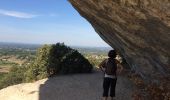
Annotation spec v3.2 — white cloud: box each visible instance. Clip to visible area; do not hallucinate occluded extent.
[0,9,38,18]
[49,13,58,17]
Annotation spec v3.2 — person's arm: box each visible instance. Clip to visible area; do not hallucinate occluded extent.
[116,59,123,74]
[98,59,107,73]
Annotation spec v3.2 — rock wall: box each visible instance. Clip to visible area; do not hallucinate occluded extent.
[69,0,170,82]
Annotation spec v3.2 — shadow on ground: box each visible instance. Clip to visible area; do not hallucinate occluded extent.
[39,70,135,100]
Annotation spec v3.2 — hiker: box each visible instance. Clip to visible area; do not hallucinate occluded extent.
[99,50,123,100]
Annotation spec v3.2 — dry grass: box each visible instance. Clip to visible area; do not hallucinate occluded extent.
[0,67,10,73]
[0,56,26,73]
[6,56,26,65]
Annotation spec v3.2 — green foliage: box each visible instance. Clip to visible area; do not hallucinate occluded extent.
[0,48,34,57]
[27,44,52,80]
[0,60,17,66]
[60,50,92,74]
[25,43,93,80]
[0,73,7,80]
[0,66,27,89]
[0,43,93,89]
[86,54,106,67]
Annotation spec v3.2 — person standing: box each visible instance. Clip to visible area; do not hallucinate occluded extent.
[99,50,123,100]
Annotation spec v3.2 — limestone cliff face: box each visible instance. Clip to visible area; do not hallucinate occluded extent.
[69,0,170,82]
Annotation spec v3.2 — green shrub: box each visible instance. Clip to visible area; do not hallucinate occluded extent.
[0,43,93,89]
[60,50,92,74]
[25,43,93,80]
[0,73,7,80]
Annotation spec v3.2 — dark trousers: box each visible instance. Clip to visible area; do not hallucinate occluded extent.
[103,77,117,97]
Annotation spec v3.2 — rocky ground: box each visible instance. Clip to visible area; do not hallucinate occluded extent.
[0,70,135,100]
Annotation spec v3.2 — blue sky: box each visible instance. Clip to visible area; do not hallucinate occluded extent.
[0,0,109,47]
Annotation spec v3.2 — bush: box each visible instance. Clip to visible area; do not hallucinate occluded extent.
[60,50,92,74]
[0,43,93,89]
[0,73,7,80]
[25,43,93,80]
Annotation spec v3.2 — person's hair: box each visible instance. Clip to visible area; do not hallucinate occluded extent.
[108,50,117,58]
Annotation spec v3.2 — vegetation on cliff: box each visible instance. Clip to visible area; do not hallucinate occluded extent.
[25,43,93,81]
[0,43,93,89]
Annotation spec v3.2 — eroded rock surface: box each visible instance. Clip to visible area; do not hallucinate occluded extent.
[69,0,170,82]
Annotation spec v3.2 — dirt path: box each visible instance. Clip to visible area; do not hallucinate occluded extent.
[0,71,135,100]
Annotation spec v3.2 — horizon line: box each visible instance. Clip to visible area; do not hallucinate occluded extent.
[0,41,111,48]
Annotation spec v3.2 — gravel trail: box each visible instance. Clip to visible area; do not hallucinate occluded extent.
[0,71,135,100]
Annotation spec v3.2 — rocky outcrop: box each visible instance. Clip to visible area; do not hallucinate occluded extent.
[69,0,170,82]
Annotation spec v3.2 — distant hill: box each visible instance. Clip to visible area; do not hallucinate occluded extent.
[72,46,112,55]
[0,42,112,54]
[0,42,41,50]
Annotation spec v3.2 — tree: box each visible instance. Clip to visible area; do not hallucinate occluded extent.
[25,43,93,80]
